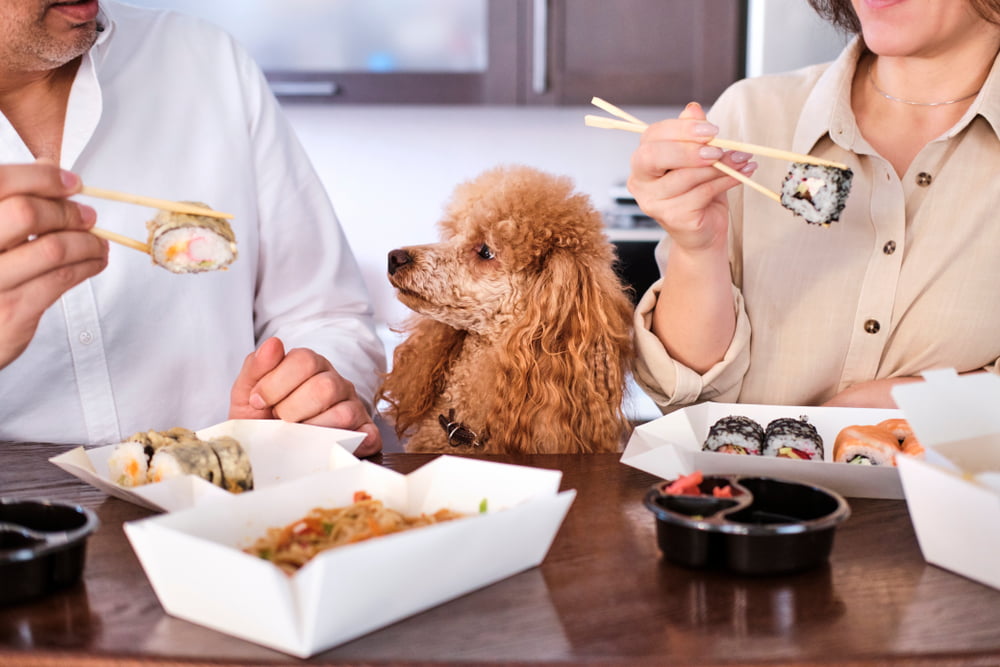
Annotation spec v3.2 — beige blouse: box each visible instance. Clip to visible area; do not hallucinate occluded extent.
[634,38,1000,412]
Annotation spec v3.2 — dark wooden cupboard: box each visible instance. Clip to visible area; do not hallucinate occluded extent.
[271,0,747,105]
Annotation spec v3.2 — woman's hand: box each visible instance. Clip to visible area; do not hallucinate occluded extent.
[0,161,108,370]
[229,337,383,456]
[628,103,754,373]
[822,377,924,408]
[627,102,756,254]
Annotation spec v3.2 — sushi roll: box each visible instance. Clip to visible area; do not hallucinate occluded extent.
[146,203,237,273]
[876,418,913,444]
[703,415,764,455]
[780,163,854,226]
[764,416,824,460]
[833,425,901,465]
[208,436,254,493]
[108,427,253,492]
[148,440,224,486]
[107,440,149,487]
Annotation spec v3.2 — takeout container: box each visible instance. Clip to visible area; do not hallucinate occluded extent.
[892,369,1000,592]
[123,455,575,658]
[643,475,849,575]
[622,403,906,498]
[49,419,364,512]
[0,498,100,606]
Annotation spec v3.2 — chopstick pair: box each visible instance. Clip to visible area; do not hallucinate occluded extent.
[78,186,234,256]
[584,97,849,205]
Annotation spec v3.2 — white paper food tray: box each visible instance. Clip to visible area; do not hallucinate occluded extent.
[49,419,364,512]
[621,402,906,498]
[893,369,1000,592]
[123,455,576,658]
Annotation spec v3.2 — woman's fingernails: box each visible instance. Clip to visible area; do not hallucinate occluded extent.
[693,122,719,137]
[699,146,724,160]
[740,161,758,175]
[730,151,753,163]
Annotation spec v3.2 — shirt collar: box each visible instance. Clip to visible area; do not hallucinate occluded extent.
[965,47,1000,139]
[793,36,1000,153]
[90,2,116,59]
[793,36,865,156]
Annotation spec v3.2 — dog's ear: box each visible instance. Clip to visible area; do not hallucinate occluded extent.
[376,317,466,439]
[488,248,635,452]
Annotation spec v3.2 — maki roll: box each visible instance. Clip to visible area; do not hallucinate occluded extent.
[780,163,854,226]
[146,203,237,273]
[703,415,764,455]
[764,416,824,460]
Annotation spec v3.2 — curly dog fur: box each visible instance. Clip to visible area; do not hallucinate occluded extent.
[376,165,634,453]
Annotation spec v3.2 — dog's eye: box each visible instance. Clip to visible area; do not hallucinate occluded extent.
[476,244,496,260]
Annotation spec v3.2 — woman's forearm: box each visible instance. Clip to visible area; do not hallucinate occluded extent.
[651,243,736,374]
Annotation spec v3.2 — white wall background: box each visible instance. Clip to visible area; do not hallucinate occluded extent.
[283,103,676,332]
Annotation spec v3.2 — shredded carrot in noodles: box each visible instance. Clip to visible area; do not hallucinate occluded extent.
[244,491,465,574]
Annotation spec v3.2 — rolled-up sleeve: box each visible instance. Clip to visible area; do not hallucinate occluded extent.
[633,275,751,413]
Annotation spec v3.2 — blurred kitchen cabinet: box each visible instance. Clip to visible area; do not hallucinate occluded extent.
[527,0,747,105]
[122,0,746,105]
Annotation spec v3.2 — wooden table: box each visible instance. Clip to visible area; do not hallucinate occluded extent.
[2,442,999,666]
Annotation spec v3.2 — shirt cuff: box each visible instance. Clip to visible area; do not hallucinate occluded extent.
[632,278,751,412]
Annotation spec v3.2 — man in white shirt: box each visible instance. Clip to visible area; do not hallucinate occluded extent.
[0,0,385,455]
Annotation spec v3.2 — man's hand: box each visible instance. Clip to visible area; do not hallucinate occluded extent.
[229,337,382,456]
[0,161,108,369]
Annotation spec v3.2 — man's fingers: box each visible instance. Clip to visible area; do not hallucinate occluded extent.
[0,161,81,200]
[228,337,285,419]
[0,230,108,291]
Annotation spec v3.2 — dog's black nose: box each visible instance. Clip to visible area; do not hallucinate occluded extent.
[387,249,412,276]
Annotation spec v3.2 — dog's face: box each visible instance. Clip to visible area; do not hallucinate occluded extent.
[386,165,609,336]
[387,224,531,335]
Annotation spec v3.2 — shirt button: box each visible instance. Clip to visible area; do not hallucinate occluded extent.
[883,240,896,255]
[78,331,94,345]
[863,319,881,334]
[916,172,932,186]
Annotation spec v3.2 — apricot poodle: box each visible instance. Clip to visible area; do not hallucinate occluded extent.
[376,165,634,453]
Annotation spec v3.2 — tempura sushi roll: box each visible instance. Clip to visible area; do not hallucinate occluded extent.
[146,203,237,273]
[107,440,149,487]
[208,436,254,493]
[147,441,224,486]
[763,416,824,460]
[703,415,764,455]
[780,163,854,226]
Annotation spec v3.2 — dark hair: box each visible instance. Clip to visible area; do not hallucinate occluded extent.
[808,0,1000,34]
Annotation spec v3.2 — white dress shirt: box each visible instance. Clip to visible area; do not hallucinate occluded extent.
[0,2,385,445]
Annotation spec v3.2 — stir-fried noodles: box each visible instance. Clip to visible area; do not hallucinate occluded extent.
[245,491,465,574]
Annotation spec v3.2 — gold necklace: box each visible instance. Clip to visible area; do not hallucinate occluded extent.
[868,62,981,107]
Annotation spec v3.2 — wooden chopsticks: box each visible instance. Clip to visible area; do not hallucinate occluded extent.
[89,227,150,254]
[79,186,234,220]
[584,97,849,203]
[77,185,233,255]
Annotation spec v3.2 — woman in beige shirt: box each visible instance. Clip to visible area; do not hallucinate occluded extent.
[630,0,1000,413]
